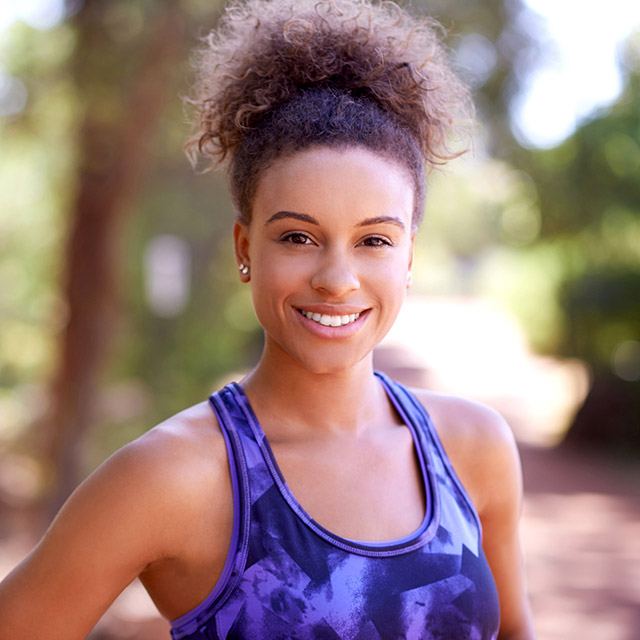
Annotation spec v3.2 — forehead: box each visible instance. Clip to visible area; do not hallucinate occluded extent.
[251,145,414,226]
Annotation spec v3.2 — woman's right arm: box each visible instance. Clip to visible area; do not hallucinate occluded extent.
[0,431,184,640]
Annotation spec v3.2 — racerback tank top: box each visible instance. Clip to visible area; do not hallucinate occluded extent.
[169,371,500,639]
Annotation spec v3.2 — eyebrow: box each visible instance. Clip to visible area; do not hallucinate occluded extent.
[265,210,405,230]
[265,211,318,225]
[357,215,405,230]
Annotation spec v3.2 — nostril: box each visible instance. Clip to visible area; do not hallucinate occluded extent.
[310,267,360,295]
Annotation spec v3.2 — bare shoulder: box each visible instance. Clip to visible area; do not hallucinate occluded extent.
[115,399,230,558]
[408,389,535,636]
[114,400,228,537]
[0,400,228,639]
[409,387,522,518]
[132,399,227,474]
[47,398,229,568]
[409,387,516,453]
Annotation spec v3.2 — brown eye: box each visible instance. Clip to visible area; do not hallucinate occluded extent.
[361,236,392,247]
[281,232,315,245]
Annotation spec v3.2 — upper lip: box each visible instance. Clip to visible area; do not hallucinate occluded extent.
[295,304,369,315]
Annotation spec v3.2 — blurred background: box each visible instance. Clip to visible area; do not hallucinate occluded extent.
[0,0,639,638]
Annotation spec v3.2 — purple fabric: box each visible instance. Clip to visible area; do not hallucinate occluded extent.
[169,372,500,639]
[168,400,244,631]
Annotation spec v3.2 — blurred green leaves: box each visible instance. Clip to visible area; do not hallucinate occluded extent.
[1,0,639,468]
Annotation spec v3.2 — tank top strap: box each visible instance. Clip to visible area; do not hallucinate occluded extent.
[374,370,485,554]
[169,386,255,638]
[373,369,435,460]
[209,383,280,518]
[170,377,498,640]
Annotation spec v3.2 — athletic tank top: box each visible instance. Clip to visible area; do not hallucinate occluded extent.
[169,371,500,639]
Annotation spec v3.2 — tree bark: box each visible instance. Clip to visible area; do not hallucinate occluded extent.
[39,2,184,525]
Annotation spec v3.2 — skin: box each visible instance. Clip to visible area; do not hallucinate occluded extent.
[0,146,535,639]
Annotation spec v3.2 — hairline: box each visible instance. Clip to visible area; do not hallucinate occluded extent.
[234,141,425,230]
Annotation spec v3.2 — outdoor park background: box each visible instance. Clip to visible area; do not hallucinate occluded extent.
[0,0,639,638]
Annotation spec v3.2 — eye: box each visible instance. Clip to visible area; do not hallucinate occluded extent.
[280,232,315,245]
[360,235,393,247]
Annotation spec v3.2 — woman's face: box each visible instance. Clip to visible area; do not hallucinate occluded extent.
[234,145,415,375]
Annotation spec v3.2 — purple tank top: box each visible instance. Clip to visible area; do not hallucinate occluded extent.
[169,371,500,639]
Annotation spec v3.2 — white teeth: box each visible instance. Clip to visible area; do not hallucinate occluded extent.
[300,310,361,326]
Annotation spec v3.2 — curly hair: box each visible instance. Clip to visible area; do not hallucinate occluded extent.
[185,0,472,227]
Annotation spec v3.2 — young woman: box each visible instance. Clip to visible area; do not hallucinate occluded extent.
[0,1,535,638]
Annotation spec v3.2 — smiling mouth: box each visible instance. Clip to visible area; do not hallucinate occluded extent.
[296,308,363,327]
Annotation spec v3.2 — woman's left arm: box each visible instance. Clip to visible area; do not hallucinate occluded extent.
[413,390,536,639]
[474,410,536,640]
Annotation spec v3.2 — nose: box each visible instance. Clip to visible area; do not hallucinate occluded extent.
[310,248,360,298]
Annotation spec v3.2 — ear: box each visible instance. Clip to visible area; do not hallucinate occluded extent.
[233,221,251,282]
[406,231,416,288]
[408,230,416,271]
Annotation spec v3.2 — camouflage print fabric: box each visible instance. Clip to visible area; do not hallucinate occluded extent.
[170,371,500,640]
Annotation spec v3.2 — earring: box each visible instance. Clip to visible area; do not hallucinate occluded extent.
[406,271,412,287]
[239,263,250,276]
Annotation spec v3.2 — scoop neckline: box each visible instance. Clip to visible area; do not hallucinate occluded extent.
[229,371,440,556]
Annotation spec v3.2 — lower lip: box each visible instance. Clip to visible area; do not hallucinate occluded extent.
[294,309,369,338]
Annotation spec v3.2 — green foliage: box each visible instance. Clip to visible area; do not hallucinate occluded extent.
[561,269,640,367]
[2,0,638,463]
[0,22,77,440]
[517,60,640,450]
[521,65,640,369]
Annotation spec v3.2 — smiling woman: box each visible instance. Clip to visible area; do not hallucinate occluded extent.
[0,1,535,639]
[236,146,415,375]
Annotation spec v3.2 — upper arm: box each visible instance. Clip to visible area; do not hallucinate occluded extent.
[472,410,535,639]
[0,433,185,640]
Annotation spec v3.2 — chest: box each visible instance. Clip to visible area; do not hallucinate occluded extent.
[269,427,427,542]
[141,424,426,621]
[168,416,500,639]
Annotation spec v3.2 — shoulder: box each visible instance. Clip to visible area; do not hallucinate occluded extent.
[0,400,230,637]
[408,387,523,519]
[408,387,516,459]
[130,399,228,477]
[71,398,229,563]
[127,397,228,496]
[407,387,535,636]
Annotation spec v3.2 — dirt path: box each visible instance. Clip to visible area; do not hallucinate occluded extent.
[520,444,640,640]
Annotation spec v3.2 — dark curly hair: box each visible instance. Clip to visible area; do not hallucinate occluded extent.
[185,0,472,227]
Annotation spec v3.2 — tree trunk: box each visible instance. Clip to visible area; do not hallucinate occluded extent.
[39,2,184,526]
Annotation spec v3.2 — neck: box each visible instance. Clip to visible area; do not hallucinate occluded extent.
[240,341,391,438]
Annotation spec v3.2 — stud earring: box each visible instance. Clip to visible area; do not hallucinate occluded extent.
[239,263,250,276]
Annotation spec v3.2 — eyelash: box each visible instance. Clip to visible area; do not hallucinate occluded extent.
[280,232,314,245]
[279,233,393,248]
[361,235,393,247]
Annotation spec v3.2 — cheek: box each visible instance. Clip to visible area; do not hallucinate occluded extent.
[254,253,305,291]
[360,261,409,321]
[364,249,411,285]
[249,251,306,318]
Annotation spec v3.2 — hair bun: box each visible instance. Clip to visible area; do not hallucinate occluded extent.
[186,0,472,169]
